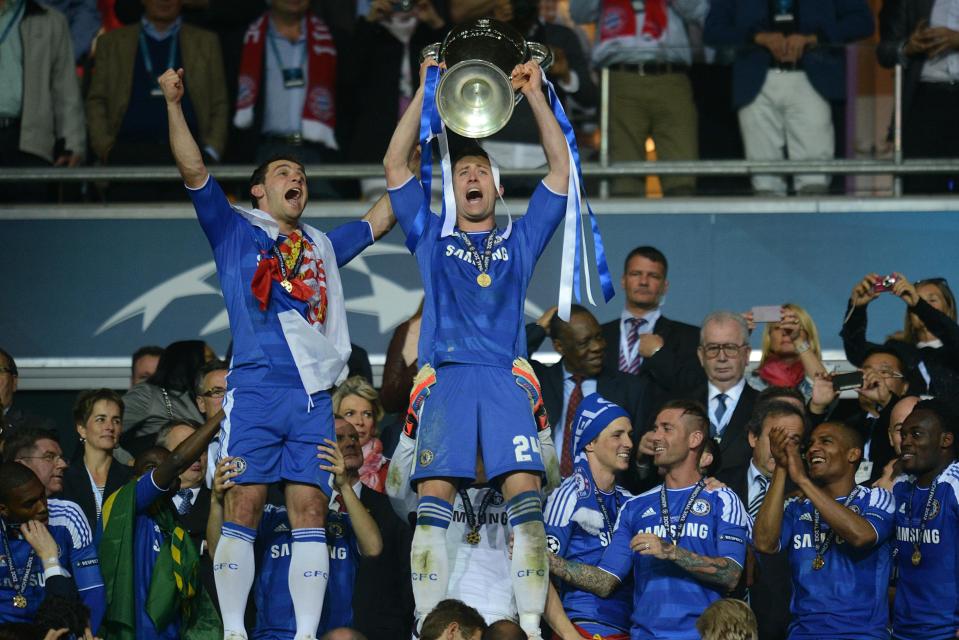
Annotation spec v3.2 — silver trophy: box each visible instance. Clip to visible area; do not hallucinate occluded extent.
[420,18,553,138]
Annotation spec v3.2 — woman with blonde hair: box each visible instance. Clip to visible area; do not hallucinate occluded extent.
[749,303,828,399]
[696,598,758,640]
[332,375,389,493]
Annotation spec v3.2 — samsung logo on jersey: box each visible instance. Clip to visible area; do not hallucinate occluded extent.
[793,533,846,549]
[451,512,508,526]
[640,523,710,540]
[270,543,347,560]
[896,527,940,544]
[445,245,510,263]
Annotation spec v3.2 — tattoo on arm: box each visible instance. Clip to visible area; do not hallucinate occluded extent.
[667,545,742,591]
[548,554,619,598]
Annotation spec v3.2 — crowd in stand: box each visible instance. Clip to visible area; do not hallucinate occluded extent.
[2,0,958,202]
[1,244,958,638]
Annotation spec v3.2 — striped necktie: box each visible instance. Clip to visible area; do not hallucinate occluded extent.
[711,393,729,438]
[748,474,769,519]
[618,317,647,375]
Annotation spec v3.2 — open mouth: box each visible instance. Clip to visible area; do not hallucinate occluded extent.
[653,446,666,455]
[285,187,302,206]
[466,188,482,204]
[809,456,826,466]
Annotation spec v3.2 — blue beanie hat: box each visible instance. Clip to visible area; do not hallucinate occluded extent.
[572,394,631,457]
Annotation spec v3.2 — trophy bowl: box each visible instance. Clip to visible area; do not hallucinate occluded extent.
[421,18,553,138]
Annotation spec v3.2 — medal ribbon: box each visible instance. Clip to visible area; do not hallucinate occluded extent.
[250,237,314,310]
[456,229,498,278]
[594,487,621,541]
[812,487,861,562]
[908,475,941,561]
[0,523,36,607]
[659,479,706,546]
[458,487,499,539]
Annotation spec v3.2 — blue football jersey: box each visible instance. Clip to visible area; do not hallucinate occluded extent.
[892,462,959,640]
[0,521,85,624]
[545,473,633,634]
[253,504,359,640]
[777,486,895,639]
[48,498,106,633]
[131,472,176,640]
[597,484,749,640]
[188,176,372,388]
[387,176,566,369]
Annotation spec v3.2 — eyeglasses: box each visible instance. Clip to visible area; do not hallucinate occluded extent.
[862,366,904,379]
[200,387,227,398]
[17,453,67,464]
[701,343,746,359]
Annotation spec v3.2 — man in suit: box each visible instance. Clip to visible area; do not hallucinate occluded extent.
[877,0,959,193]
[531,304,647,480]
[718,393,807,640]
[602,246,704,424]
[86,0,228,168]
[0,348,56,436]
[704,0,873,195]
[685,310,758,475]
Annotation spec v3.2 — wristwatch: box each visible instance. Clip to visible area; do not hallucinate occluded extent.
[795,340,811,354]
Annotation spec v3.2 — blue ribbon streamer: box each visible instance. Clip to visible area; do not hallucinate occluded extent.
[404,65,443,253]
[543,77,615,305]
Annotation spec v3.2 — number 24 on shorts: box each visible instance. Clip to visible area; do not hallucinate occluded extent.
[513,435,541,462]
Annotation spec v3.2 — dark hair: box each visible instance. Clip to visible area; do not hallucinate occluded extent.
[249,154,305,209]
[862,345,906,374]
[195,358,228,396]
[482,619,526,640]
[0,462,40,502]
[131,345,164,370]
[700,437,722,477]
[623,246,668,278]
[747,400,809,439]
[0,347,16,376]
[450,142,490,171]
[2,427,60,462]
[72,388,124,426]
[910,398,959,447]
[657,399,709,435]
[818,420,866,454]
[548,303,591,340]
[147,340,208,393]
[34,595,91,636]
[755,385,806,409]
[420,599,487,640]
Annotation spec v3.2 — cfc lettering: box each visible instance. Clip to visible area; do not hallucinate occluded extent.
[516,569,546,577]
[303,570,329,578]
[412,572,439,581]
[214,562,240,571]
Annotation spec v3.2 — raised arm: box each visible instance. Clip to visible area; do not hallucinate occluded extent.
[512,61,570,194]
[753,429,792,553]
[159,68,208,188]
[319,439,383,557]
[384,60,437,188]
[361,192,397,241]
[547,553,620,598]
[154,409,223,490]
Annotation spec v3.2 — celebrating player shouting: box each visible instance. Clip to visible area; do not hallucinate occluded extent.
[383,57,567,638]
[160,66,394,640]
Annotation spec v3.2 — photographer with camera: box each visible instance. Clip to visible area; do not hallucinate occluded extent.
[841,273,959,397]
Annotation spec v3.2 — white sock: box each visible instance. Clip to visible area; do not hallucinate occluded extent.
[289,528,330,640]
[214,522,257,639]
[411,496,454,625]
[508,491,547,639]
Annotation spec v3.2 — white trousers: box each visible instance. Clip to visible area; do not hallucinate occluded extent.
[738,70,834,195]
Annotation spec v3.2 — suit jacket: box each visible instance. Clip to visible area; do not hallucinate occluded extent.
[685,381,759,476]
[60,457,134,532]
[704,0,874,108]
[352,487,414,640]
[86,22,228,160]
[717,462,792,640]
[601,315,705,428]
[530,358,648,446]
[875,0,935,123]
[174,486,217,611]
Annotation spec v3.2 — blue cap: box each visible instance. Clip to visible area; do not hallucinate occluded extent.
[572,394,631,457]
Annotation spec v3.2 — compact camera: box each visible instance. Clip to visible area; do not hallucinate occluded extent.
[873,275,898,293]
[393,0,415,11]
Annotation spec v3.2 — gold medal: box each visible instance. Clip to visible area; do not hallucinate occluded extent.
[476,273,492,288]
[281,279,294,293]
[911,548,922,566]
[812,556,825,571]
[13,594,26,608]
[465,530,481,545]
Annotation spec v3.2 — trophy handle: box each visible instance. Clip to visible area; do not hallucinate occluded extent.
[420,43,442,63]
[528,42,553,71]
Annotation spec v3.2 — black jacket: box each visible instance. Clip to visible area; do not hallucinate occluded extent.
[60,458,134,532]
[684,382,759,476]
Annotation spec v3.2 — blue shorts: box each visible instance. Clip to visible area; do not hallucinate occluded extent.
[220,386,333,495]
[411,363,543,484]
